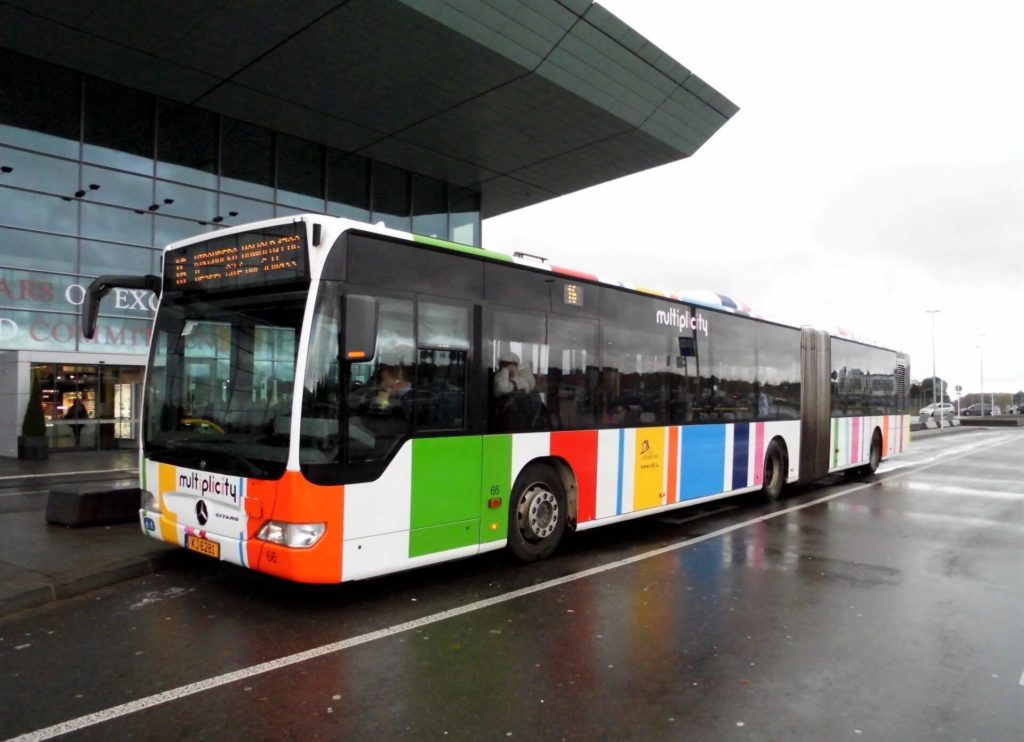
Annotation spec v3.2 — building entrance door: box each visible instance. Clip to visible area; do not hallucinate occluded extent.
[32,363,144,452]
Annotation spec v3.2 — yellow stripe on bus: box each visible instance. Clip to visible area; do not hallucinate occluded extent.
[634,427,666,510]
[158,463,180,545]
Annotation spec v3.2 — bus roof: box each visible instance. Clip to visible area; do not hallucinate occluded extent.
[408,233,760,319]
[165,214,898,351]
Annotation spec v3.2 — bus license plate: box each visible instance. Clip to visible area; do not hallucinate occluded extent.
[187,535,220,559]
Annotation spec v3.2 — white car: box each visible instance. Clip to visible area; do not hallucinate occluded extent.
[919,403,954,418]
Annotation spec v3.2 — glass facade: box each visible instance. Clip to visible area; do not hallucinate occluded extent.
[0,49,482,356]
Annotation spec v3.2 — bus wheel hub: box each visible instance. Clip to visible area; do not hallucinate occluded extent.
[518,485,558,541]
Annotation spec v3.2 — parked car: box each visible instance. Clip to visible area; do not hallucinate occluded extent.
[961,403,996,416]
[919,402,955,418]
[1008,404,1022,415]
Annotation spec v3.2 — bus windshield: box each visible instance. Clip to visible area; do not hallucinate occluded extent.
[143,289,307,479]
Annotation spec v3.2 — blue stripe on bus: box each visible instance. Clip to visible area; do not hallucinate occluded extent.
[732,423,749,489]
[238,478,247,567]
[681,425,726,501]
[616,429,625,515]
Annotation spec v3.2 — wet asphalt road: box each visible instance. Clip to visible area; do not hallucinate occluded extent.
[2,428,1022,741]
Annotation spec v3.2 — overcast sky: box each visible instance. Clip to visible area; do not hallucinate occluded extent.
[484,0,1023,398]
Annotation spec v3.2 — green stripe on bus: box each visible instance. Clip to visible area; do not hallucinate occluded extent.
[480,435,513,543]
[832,418,840,467]
[410,436,482,557]
[409,520,479,558]
[412,235,514,262]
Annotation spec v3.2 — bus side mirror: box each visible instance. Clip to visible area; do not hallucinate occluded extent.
[82,274,162,339]
[342,295,378,362]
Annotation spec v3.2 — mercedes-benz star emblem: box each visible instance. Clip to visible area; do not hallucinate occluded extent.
[195,500,209,526]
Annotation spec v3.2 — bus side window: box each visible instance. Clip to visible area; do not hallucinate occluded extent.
[413,349,466,431]
[756,324,801,420]
[701,313,755,423]
[487,309,547,433]
[546,316,598,430]
[415,301,469,432]
[346,297,414,463]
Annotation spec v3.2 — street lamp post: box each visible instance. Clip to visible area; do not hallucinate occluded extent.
[979,339,985,416]
[926,309,940,424]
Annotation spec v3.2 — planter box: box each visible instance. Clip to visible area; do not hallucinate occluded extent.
[46,480,141,526]
[18,435,49,460]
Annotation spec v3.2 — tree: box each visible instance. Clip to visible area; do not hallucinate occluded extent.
[21,374,45,437]
[919,377,948,404]
[18,370,49,460]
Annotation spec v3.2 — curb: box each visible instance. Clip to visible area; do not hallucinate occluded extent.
[910,425,978,439]
[1,549,180,620]
[0,469,138,491]
[0,466,155,621]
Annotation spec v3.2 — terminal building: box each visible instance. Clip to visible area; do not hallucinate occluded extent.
[0,0,735,457]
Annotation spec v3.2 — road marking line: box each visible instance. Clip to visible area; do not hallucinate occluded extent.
[899,481,1024,500]
[9,433,1016,742]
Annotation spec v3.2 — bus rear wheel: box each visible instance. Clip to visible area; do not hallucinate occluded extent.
[508,463,566,562]
[761,441,786,502]
[862,430,882,476]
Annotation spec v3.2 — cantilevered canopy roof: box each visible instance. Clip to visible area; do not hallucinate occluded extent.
[0,0,737,217]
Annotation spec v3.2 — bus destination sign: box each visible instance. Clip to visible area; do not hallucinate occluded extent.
[167,223,309,292]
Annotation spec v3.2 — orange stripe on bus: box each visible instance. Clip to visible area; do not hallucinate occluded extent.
[158,464,179,545]
[255,471,344,584]
[667,427,679,504]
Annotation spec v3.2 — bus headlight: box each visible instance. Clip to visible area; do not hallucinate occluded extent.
[257,521,326,548]
[141,489,161,513]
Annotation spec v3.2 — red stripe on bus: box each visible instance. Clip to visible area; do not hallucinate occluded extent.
[551,265,599,282]
[551,430,598,523]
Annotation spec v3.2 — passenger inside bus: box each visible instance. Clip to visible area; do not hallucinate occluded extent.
[492,351,547,431]
[493,351,535,396]
[371,364,411,412]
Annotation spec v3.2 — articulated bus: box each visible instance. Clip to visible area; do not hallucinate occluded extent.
[84,216,910,583]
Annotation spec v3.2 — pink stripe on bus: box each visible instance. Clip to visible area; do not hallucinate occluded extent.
[754,422,766,485]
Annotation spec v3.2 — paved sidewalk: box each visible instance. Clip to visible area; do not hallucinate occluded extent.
[0,449,176,620]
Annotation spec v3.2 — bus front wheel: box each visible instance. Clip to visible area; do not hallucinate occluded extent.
[508,463,566,562]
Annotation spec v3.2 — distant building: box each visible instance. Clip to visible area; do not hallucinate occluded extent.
[0,1,735,456]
